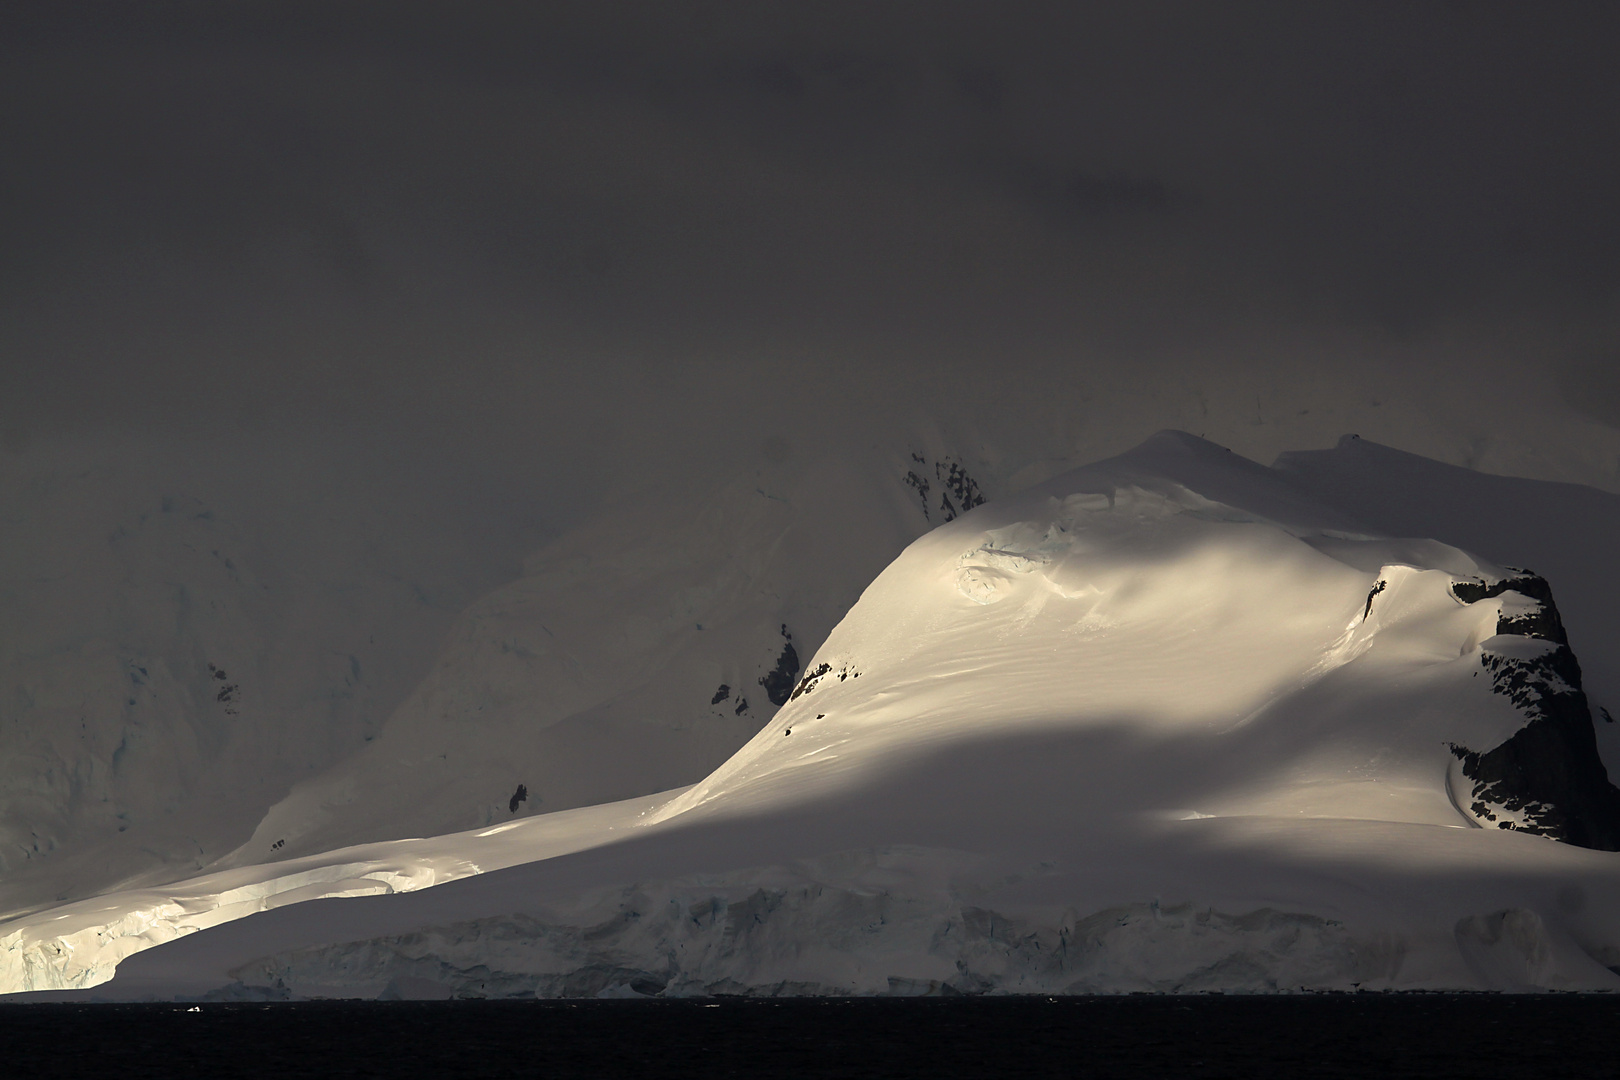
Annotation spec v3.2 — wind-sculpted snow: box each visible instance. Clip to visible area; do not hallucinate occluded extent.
[9,431,1620,998]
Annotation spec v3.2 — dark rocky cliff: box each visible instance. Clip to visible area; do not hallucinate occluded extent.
[1449,572,1620,850]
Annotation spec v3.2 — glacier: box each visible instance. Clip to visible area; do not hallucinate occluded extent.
[6,429,1620,999]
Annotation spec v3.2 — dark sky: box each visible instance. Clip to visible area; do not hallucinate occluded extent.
[4,2,1620,484]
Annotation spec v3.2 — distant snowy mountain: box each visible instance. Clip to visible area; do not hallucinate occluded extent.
[0,437,542,917]
[7,431,1620,998]
[0,427,1000,917]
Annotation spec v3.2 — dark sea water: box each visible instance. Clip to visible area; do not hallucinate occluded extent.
[2,995,1616,1079]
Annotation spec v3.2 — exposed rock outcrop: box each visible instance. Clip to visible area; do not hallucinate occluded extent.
[1448,572,1620,850]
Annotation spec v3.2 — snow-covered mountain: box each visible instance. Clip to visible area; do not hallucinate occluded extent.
[10,382,1620,923]
[7,430,1620,997]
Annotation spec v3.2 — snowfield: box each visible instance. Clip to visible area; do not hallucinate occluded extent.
[6,431,1620,998]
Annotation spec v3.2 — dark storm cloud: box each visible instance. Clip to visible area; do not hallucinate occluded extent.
[3,1,1620,451]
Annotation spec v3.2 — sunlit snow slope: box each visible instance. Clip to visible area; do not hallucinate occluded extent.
[8,431,1620,997]
[0,430,989,915]
[217,444,988,866]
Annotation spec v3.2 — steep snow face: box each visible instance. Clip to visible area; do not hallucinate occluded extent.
[12,431,1620,999]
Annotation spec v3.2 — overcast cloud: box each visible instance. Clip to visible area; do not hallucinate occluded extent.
[3,2,1620,491]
